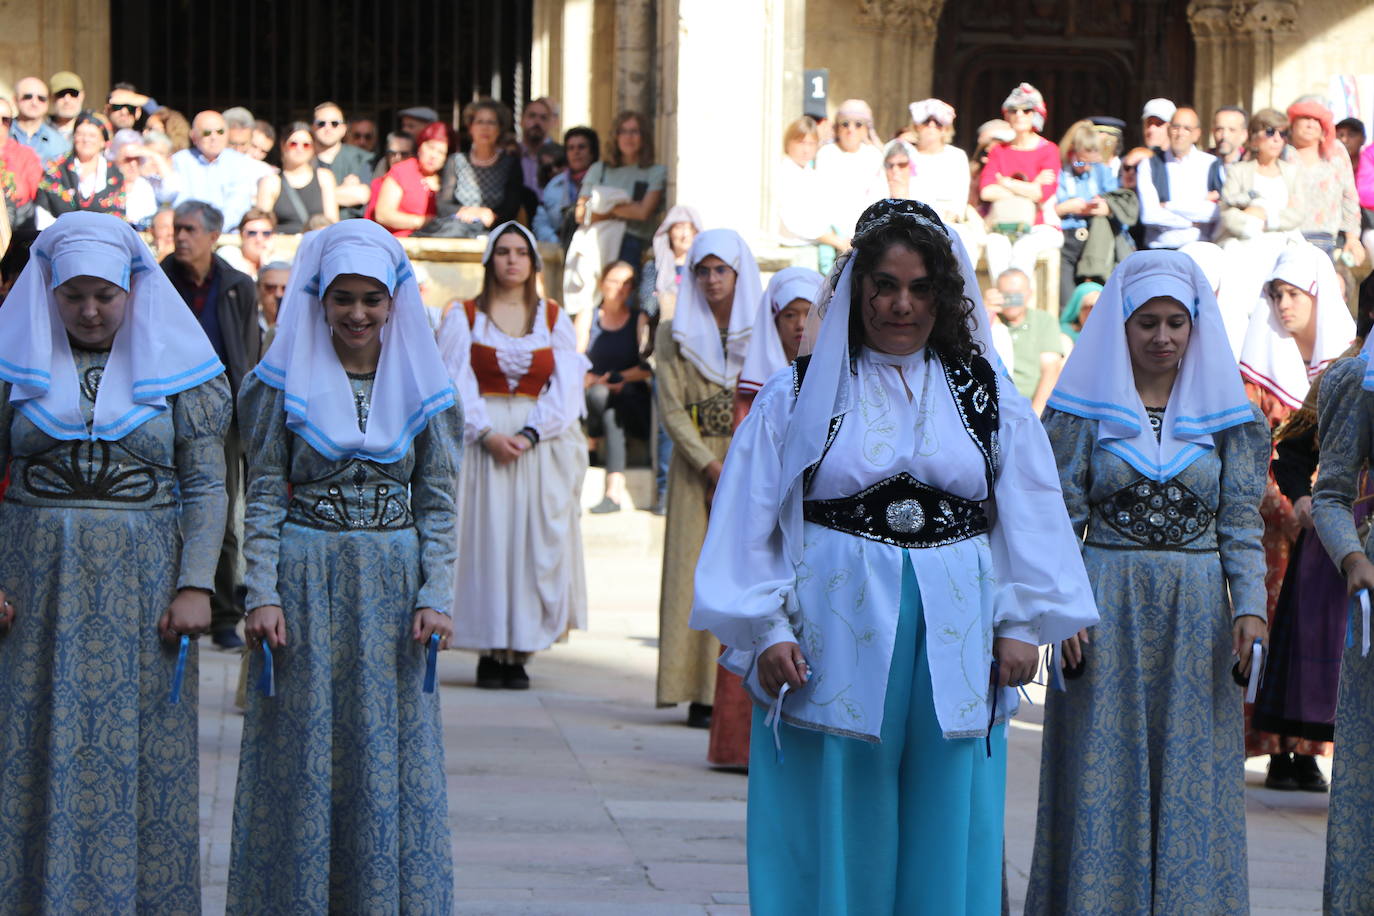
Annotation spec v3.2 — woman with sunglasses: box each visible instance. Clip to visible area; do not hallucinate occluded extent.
[979,83,1064,278]
[255,122,338,234]
[1287,97,1364,268]
[219,208,278,279]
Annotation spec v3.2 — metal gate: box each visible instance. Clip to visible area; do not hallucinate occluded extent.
[110,0,533,133]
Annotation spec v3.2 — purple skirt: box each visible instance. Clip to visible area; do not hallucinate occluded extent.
[1253,527,1345,742]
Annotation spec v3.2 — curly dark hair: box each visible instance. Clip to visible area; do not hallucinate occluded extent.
[846,213,982,364]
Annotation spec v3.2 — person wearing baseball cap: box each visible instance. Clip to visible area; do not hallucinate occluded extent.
[47,71,84,139]
[1141,97,1176,150]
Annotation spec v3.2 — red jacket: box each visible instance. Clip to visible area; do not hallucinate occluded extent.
[2,137,42,205]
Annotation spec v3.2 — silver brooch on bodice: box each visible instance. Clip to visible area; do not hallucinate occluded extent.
[353,388,371,430]
[885,499,926,534]
[81,366,104,402]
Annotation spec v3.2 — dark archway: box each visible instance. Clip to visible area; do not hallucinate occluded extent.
[933,0,1194,150]
[109,0,533,133]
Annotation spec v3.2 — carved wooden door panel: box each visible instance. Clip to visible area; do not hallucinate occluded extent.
[933,0,1194,150]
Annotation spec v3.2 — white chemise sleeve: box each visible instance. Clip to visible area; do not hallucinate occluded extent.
[689,371,799,653]
[524,304,590,439]
[988,382,1101,644]
[436,304,492,445]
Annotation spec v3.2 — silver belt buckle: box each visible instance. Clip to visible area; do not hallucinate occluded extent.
[1073,226,1089,242]
[886,499,926,534]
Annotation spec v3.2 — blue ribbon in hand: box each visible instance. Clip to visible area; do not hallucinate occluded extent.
[259,642,276,697]
[168,634,190,704]
[423,633,440,694]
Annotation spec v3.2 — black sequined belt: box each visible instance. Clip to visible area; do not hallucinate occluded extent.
[803,472,989,549]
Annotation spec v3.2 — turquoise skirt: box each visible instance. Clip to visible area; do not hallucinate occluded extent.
[746,553,1007,915]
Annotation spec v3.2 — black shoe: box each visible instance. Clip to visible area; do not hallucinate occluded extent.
[589,496,622,514]
[1292,753,1330,792]
[503,663,530,690]
[476,656,504,689]
[1264,752,1298,790]
[687,702,713,729]
[212,627,245,650]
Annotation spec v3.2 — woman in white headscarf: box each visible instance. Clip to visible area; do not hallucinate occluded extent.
[228,220,461,913]
[1239,242,1355,420]
[1026,250,1269,914]
[1234,241,1356,770]
[438,221,588,690]
[1312,291,1374,913]
[734,265,822,423]
[647,203,704,322]
[0,211,231,911]
[645,205,705,511]
[656,228,763,728]
[691,200,1097,913]
[700,265,822,769]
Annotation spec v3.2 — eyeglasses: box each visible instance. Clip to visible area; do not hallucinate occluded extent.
[837,119,866,129]
[19,93,47,103]
[314,119,342,128]
[110,103,138,114]
[884,160,910,171]
[617,126,641,136]
[200,127,226,137]
[693,264,733,279]
[471,118,501,128]
[285,139,313,149]
[1257,127,1289,139]
[54,89,80,100]
[243,229,274,238]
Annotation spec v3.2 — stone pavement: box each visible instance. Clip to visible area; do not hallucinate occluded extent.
[198,469,1328,914]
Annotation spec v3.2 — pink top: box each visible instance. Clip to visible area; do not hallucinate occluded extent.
[979,138,1061,226]
[378,157,437,237]
[1358,144,1374,210]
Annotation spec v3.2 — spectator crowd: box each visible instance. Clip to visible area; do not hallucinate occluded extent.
[2,66,1373,913]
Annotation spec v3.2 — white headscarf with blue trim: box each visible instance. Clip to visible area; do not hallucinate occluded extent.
[737,266,823,395]
[0,211,224,441]
[253,220,455,464]
[1047,249,1253,483]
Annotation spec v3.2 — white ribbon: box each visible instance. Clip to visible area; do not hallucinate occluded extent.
[1360,590,1371,658]
[762,682,791,764]
[1244,639,1265,703]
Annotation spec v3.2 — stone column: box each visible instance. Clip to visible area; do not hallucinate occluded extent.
[560,0,597,131]
[1187,0,1299,116]
[853,0,946,132]
[615,0,655,119]
[665,0,806,234]
[0,0,110,105]
[530,0,564,105]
